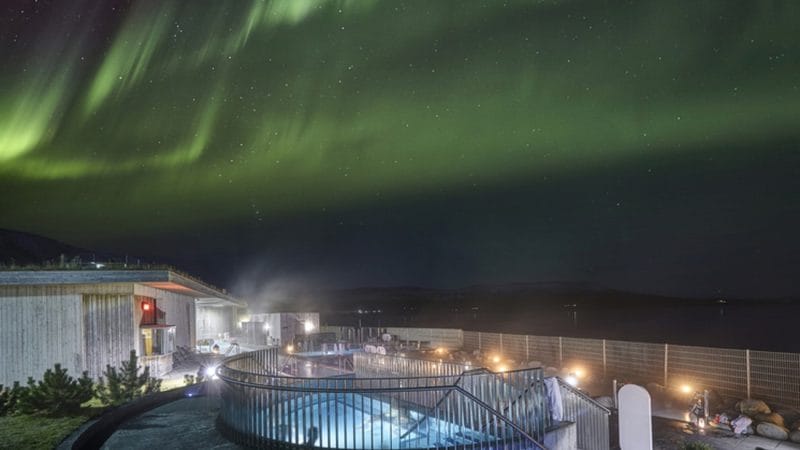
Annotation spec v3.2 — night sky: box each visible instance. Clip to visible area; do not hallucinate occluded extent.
[1,1,798,298]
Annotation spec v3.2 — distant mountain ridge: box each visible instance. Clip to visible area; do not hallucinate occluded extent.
[322,280,681,305]
[249,281,698,316]
[0,228,116,266]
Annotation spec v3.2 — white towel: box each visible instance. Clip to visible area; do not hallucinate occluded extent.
[544,377,564,422]
[731,415,752,435]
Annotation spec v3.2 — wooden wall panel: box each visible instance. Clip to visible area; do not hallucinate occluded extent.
[81,294,135,379]
[0,286,83,386]
[0,280,224,384]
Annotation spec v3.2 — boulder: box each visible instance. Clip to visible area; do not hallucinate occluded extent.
[756,412,786,427]
[756,422,789,441]
[790,429,800,443]
[784,417,800,430]
[738,399,771,416]
[594,396,615,409]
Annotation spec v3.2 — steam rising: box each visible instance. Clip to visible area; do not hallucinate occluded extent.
[230,261,330,313]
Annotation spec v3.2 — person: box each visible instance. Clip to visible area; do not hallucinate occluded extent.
[304,426,319,447]
[689,391,706,428]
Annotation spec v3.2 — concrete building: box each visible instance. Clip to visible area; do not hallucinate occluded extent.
[0,270,245,385]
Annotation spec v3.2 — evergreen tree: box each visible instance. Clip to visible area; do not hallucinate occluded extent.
[16,364,93,416]
[96,350,162,406]
[0,382,26,416]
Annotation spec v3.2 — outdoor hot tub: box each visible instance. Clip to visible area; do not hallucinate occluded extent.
[216,347,551,449]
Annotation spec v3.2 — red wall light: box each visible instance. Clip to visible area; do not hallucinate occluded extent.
[142,302,151,311]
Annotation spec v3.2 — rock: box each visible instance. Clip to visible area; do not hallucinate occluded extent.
[756,422,789,440]
[594,396,615,409]
[783,415,800,430]
[790,429,800,443]
[738,399,771,416]
[756,412,785,427]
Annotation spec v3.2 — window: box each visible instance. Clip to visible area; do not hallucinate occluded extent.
[140,326,176,356]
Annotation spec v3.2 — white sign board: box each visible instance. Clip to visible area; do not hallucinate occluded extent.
[618,384,653,450]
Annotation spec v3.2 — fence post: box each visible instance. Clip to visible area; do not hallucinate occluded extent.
[746,349,751,398]
[664,343,669,387]
[602,339,607,377]
[559,336,563,366]
[525,335,530,360]
[478,332,482,350]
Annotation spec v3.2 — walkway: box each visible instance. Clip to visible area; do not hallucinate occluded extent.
[101,396,239,450]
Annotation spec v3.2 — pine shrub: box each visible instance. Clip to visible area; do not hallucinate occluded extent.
[0,382,27,416]
[96,350,162,406]
[16,364,93,416]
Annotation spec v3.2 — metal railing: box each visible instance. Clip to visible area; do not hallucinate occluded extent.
[217,348,549,449]
[353,352,467,379]
[462,330,800,409]
[556,378,610,450]
[141,353,173,377]
[353,353,550,439]
[320,326,464,350]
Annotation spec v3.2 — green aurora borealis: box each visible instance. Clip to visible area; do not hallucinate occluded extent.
[1,1,799,296]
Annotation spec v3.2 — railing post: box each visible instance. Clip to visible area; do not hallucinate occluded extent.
[525,335,530,360]
[558,336,563,367]
[478,331,482,350]
[664,343,669,387]
[746,349,751,398]
[602,339,607,377]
